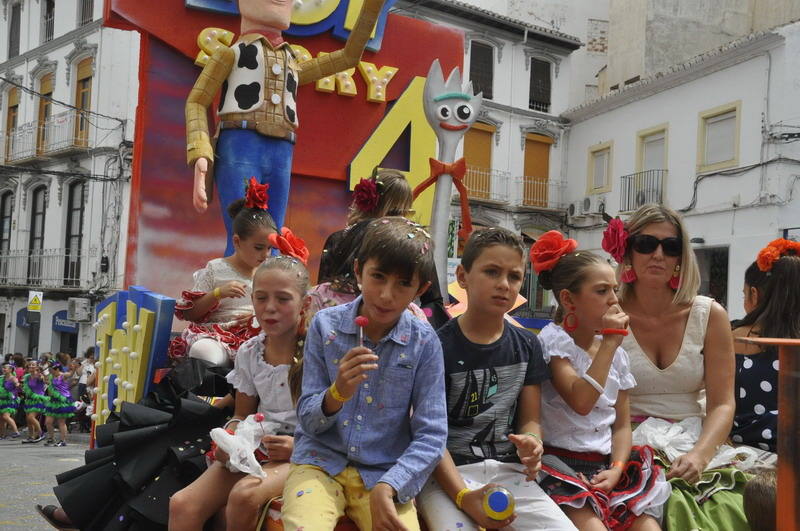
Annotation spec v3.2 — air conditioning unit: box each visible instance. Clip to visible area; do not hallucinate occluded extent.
[67,297,92,322]
[567,200,584,219]
[581,195,608,216]
[635,188,661,208]
[580,196,593,215]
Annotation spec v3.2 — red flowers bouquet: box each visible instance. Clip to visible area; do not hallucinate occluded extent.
[757,238,800,272]
[530,230,578,273]
[353,177,380,213]
[244,177,269,210]
[601,217,628,263]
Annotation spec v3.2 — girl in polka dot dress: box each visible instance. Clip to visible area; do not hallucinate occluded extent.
[731,243,800,452]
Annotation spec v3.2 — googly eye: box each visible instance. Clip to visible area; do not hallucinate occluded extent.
[455,104,473,122]
[436,104,451,120]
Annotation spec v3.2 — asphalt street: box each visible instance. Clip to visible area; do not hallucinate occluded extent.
[0,432,90,530]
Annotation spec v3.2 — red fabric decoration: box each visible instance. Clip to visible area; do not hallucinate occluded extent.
[244,177,269,210]
[353,178,380,213]
[412,158,472,239]
[530,231,578,273]
[602,218,628,263]
[174,290,220,322]
[269,227,310,265]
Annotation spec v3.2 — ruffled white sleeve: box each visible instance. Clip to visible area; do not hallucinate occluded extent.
[538,324,577,364]
[615,348,637,390]
[191,262,215,292]
[226,337,260,396]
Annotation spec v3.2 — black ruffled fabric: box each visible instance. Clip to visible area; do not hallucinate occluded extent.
[52,358,231,530]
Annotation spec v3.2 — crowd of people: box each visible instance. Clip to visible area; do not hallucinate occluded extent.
[1,348,95,444]
[30,173,796,531]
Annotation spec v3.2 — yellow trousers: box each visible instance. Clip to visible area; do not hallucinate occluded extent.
[281,464,420,531]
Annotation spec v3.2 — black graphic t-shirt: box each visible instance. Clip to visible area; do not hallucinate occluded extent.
[437,318,550,465]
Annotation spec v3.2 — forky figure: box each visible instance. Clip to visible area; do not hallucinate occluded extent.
[412,60,483,290]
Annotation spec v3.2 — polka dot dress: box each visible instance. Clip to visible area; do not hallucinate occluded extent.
[731,349,778,452]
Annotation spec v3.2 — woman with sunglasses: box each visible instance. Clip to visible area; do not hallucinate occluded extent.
[602,204,744,530]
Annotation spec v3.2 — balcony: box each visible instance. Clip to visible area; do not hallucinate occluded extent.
[42,12,54,43]
[3,111,91,163]
[463,165,510,203]
[79,0,94,26]
[0,248,90,290]
[620,169,667,212]
[520,175,566,209]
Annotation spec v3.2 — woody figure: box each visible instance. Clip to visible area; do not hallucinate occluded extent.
[186,0,387,255]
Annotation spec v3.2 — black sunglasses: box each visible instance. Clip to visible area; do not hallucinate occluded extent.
[630,234,683,257]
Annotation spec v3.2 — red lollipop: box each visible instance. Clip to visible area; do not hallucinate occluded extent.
[355,316,369,347]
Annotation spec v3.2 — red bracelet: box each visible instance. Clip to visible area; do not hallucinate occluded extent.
[601,328,629,336]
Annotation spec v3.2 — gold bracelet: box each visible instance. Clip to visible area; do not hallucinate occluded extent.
[212,287,222,299]
[455,487,470,509]
[610,460,626,469]
[328,382,351,402]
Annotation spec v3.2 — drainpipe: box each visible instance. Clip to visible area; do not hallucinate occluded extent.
[759,50,772,201]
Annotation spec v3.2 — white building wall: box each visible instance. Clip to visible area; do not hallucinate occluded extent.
[563,26,800,318]
[0,1,139,358]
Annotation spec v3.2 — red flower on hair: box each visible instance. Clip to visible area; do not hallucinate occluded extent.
[530,231,578,273]
[244,177,269,210]
[757,238,800,272]
[269,227,310,265]
[602,217,628,263]
[353,178,380,213]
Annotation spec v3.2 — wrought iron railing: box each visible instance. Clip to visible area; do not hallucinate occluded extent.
[42,12,54,43]
[463,165,510,203]
[620,169,667,212]
[0,248,89,289]
[520,175,566,209]
[79,0,94,26]
[4,111,94,162]
[4,124,37,161]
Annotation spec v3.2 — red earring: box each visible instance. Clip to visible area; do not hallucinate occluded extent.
[562,306,579,332]
[669,265,681,290]
[621,264,637,283]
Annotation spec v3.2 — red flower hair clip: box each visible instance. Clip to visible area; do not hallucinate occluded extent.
[530,231,578,273]
[756,238,800,272]
[353,177,380,213]
[244,177,270,210]
[601,217,629,263]
[269,227,310,265]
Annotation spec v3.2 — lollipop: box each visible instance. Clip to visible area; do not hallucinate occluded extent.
[354,316,369,347]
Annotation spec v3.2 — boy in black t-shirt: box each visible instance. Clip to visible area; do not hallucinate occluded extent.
[418,228,575,530]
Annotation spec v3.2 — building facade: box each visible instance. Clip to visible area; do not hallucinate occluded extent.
[562,22,800,318]
[0,0,139,357]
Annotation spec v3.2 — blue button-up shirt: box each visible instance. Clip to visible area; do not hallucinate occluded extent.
[292,296,447,503]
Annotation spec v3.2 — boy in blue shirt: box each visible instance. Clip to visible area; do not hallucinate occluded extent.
[283,217,447,531]
[417,227,576,530]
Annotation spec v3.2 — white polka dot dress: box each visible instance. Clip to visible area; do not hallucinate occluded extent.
[732,349,778,452]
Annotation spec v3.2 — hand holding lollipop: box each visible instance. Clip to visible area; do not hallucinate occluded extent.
[329,315,377,403]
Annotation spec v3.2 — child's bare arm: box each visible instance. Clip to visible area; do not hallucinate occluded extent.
[591,390,632,492]
[509,384,544,479]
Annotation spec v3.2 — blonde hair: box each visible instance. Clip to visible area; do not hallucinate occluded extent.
[618,204,700,305]
[346,169,413,225]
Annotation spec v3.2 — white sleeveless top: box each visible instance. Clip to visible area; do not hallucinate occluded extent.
[623,295,713,420]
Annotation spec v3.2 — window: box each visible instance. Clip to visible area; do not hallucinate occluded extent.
[463,122,494,200]
[8,3,21,59]
[79,0,94,26]
[5,88,19,161]
[698,102,740,172]
[587,141,613,194]
[522,133,553,207]
[639,129,666,171]
[28,186,47,284]
[469,41,494,100]
[37,74,54,154]
[42,0,55,43]
[0,192,12,280]
[74,58,93,147]
[529,58,551,113]
[64,181,84,285]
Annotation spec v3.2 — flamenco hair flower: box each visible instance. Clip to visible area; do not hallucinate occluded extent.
[244,177,270,210]
[530,230,578,274]
[756,238,800,272]
[353,177,380,213]
[601,217,628,263]
[269,227,310,265]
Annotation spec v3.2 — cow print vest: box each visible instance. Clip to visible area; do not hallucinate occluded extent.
[218,38,299,129]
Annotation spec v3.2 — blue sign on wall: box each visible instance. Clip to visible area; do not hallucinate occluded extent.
[52,310,79,334]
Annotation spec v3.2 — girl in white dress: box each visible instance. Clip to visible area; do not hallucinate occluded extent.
[531,231,670,530]
[169,255,311,531]
[170,178,276,366]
